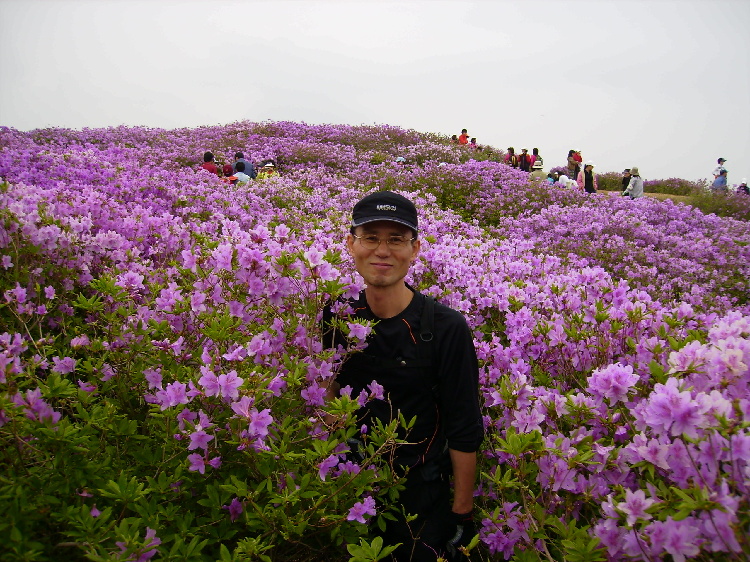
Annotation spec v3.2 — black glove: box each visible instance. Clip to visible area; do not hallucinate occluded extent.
[445,510,476,560]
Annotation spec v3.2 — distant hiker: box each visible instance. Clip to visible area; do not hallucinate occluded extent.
[458,129,469,145]
[738,178,749,195]
[623,166,644,199]
[518,148,532,172]
[712,158,727,181]
[577,161,598,193]
[567,150,578,179]
[711,169,729,192]
[450,135,459,144]
[505,147,519,168]
[622,169,632,191]
[470,138,478,150]
[199,151,218,175]
[234,152,257,179]
[531,148,543,171]
[546,171,558,184]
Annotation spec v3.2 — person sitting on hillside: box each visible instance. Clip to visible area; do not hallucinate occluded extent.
[622,169,632,191]
[233,152,257,180]
[234,162,251,184]
[458,129,469,145]
[450,135,459,144]
[470,138,478,150]
[546,171,559,184]
[199,151,218,175]
[257,160,278,179]
[221,163,237,184]
[623,166,644,199]
[738,178,749,195]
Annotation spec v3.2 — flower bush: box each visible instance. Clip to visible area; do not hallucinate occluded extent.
[1,121,748,561]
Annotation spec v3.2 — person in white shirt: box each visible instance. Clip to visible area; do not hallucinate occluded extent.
[234,162,251,183]
[713,158,727,180]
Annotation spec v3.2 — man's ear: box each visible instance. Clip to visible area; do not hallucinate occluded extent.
[345,233,354,254]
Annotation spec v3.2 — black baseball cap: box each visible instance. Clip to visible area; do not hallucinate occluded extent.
[352,191,418,233]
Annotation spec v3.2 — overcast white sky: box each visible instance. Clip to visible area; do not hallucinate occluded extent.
[1,0,748,182]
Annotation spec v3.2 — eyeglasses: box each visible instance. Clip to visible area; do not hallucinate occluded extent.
[353,234,415,250]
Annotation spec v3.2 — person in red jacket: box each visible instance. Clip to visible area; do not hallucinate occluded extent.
[458,129,469,145]
[198,151,218,175]
[518,148,532,172]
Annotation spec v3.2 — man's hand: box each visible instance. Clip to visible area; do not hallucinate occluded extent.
[445,510,476,560]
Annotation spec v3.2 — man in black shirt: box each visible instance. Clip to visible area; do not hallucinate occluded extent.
[324,191,484,561]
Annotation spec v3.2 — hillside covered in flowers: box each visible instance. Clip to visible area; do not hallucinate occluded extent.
[1,121,749,561]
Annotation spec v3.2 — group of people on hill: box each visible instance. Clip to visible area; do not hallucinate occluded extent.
[545,159,644,199]
[504,147,543,172]
[451,129,480,150]
[198,151,278,183]
[711,157,748,195]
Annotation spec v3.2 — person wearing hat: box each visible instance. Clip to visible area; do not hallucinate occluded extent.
[738,178,749,196]
[713,158,728,181]
[257,159,278,179]
[576,160,598,193]
[623,166,644,199]
[323,191,483,561]
[711,168,729,192]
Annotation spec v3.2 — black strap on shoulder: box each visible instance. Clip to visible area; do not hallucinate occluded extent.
[420,295,435,343]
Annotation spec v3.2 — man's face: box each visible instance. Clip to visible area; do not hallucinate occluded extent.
[347,221,419,289]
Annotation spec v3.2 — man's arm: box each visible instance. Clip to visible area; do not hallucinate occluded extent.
[449,448,477,514]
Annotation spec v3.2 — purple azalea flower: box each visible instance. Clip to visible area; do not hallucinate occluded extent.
[188,430,214,452]
[248,408,273,438]
[223,497,243,522]
[318,454,339,481]
[187,453,206,474]
[51,356,76,374]
[617,488,657,526]
[347,496,376,523]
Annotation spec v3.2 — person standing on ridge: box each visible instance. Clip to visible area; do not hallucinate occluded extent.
[712,169,729,192]
[566,150,578,180]
[530,148,543,172]
[458,129,469,145]
[518,148,532,172]
[505,147,519,168]
[323,191,484,561]
[577,161,598,193]
[713,158,727,181]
